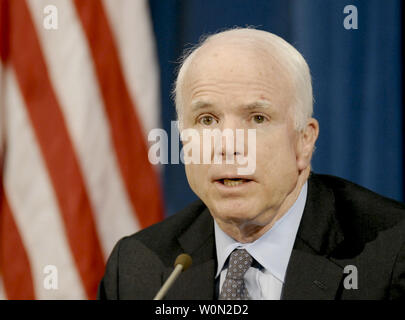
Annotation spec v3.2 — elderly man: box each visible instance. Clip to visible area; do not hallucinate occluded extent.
[98,28,405,300]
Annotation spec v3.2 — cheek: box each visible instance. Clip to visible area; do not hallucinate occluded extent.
[256,131,299,172]
[185,164,209,197]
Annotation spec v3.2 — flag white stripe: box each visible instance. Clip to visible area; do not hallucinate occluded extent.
[0,276,5,300]
[26,0,140,258]
[3,68,86,299]
[102,0,161,137]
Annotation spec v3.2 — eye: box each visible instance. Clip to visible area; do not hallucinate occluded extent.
[198,115,216,126]
[252,114,267,124]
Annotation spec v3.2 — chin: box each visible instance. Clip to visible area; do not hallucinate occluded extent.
[211,200,259,224]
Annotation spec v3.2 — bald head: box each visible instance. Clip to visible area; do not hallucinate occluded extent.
[174,28,313,131]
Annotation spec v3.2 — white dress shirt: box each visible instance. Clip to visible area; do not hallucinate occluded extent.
[214,182,308,300]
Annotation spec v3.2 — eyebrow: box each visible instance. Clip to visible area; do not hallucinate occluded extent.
[243,100,273,110]
[190,100,213,112]
[190,99,273,112]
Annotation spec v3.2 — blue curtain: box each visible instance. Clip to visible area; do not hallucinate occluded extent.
[149,0,403,216]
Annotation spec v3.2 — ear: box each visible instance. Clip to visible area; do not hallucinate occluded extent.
[296,118,319,171]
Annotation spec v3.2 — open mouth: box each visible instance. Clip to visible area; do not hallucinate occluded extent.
[217,178,252,187]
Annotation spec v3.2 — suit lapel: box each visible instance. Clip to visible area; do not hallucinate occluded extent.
[282,173,345,300]
[164,208,216,300]
[282,242,343,299]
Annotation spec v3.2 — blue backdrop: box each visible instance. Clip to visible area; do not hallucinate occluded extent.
[148,0,404,216]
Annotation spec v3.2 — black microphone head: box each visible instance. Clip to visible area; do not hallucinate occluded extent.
[174,253,192,271]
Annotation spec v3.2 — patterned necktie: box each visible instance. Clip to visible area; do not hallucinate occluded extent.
[219,249,253,300]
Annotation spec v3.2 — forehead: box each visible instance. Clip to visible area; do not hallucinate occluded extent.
[182,40,294,108]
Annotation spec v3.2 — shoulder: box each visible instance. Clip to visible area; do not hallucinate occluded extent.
[99,200,209,299]
[115,199,208,265]
[132,199,207,243]
[311,173,405,214]
[310,172,405,238]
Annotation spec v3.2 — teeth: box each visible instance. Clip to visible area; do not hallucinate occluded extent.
[223,179,244,187]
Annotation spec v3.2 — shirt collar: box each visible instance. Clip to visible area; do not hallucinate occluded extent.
[214,181,308,282]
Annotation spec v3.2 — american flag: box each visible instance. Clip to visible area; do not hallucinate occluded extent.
[0,0,164,299]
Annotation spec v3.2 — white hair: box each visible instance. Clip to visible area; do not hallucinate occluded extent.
[173,28,313,131]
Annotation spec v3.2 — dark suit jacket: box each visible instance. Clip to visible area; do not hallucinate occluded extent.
[98,173,405,299]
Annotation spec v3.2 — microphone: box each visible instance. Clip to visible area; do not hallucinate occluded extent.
[153,253,192,300]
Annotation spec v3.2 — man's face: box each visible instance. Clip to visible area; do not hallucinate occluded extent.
[180,42,314,240]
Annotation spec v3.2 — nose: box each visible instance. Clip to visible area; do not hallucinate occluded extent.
[213,119,246,163]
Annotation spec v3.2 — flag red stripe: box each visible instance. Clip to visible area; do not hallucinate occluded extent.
[0,0,9,63]
[0,177,36,299]
[8,0,104,299]
[74,0,164,228]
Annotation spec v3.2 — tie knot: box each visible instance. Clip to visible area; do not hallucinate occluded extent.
[226,249,252,280]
